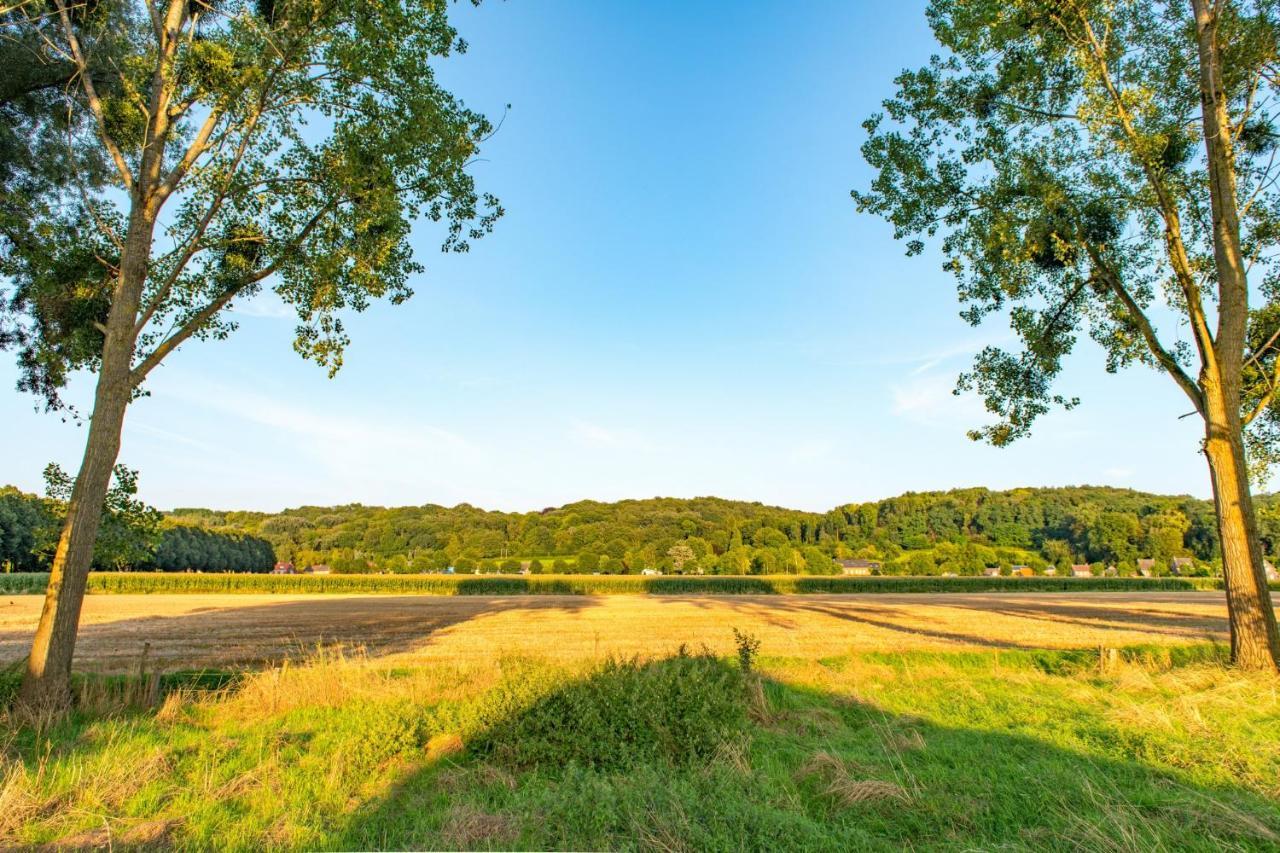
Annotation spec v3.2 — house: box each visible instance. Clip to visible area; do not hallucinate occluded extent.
[1070,564,1093,578]
[982,566,1001,577]
[306,564,331,575]
[271,562,295,575]
[641,568,662,576]
[1010,565,1033,577]
[1136,559,1156,577]
[1104,564,1118,577]
[1043,567,1057,576]
[837,559,881,576]
[1170,556,1194,575]
[1265,560,1278,581]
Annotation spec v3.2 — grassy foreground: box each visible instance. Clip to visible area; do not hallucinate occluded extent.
[2,642,1278,850]
[1,571,1258,596]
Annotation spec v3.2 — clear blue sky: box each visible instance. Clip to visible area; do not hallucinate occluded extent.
[0,0,1209,512]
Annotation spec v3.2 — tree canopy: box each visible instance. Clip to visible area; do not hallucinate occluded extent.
[854,0,1280,452]
[1,0,502,408]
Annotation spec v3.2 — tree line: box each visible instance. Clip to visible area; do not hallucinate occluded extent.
[0,486,273,574]
[11,484,1280,577]
[157,485,1280,576]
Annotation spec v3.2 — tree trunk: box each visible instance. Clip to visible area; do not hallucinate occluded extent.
[17,209,152,710]
[1202,394,1280,671]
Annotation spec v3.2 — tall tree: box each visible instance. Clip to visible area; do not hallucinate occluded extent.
[854,0,1279,668]
[4,0,501,707]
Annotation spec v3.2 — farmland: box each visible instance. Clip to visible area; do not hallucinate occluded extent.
[0,590,1242,674]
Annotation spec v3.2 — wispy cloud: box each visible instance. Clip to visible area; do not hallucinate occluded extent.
[568,419,652,451]
[890,372,987,429]
[151,374,487,492]
[127,420,219,453]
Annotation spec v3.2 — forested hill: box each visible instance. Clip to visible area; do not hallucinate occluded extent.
[161,486,1280,575]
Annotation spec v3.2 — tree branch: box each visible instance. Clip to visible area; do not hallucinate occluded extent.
[1087,246,1205,415]
[1068,1,1219,373]
[52,0,133,189]
[130,200,336,385]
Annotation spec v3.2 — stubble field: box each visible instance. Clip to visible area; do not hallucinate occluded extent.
[0,590,1235,673]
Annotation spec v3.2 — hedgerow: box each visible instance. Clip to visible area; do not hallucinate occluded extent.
[0,571,1260,596]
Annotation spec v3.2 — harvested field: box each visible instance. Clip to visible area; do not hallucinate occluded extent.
[0,591,1236,673]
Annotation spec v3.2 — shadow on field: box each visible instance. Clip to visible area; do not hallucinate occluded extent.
[0,595,602,674]
[648,593,1230,650]
[330,655,1280,851]
[944,600,1225,640]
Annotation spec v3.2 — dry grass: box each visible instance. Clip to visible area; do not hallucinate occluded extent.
[438,804,517,849]
[437,762,518,793]
[0,591,1235,673]
[712,740,752,776]
[796,751,909,806]
[425,733,464,761]
[206,647,508,725]
[0,745,172,847]
[49,817,176,851]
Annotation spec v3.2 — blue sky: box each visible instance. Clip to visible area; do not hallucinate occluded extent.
[0,0,1209,512]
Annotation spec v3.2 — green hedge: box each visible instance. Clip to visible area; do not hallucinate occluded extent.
[2,571,1268,596]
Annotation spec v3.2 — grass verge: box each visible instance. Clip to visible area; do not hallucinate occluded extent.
[2,641,1277,850]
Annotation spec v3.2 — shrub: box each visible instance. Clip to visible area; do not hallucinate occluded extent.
[468,654,746,771]
[732,628,761,673]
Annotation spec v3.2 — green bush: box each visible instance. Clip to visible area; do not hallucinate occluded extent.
[468,653,746,771]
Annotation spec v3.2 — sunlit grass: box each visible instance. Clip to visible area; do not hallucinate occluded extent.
[3,639,1277,850]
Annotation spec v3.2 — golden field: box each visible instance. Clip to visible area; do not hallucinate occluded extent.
[0,590,1233,672]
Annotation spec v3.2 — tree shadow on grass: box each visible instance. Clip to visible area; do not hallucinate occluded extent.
[330,654,1280,852]
[0,593,602,675]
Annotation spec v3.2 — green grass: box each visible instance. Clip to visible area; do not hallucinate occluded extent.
[2,642,1278,850]
[1,571,1264,596]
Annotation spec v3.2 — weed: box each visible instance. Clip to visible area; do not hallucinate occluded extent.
[732,628,761,674]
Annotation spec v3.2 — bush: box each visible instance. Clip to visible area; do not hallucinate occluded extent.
[468,653,746,771]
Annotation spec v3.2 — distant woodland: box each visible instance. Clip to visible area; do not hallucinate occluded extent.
[6,485,1280,576]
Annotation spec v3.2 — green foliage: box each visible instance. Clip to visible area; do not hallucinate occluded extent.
[732,628,761,673]
[159,487,1246,575]
[42,463,162,570]
[0,484,1263,576]
[0,487,54,572]
[854,0,1280,456]
[469,654,746,772]
[3,645,1277,850]
[2,0,502,409]
[152,524,274,572]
